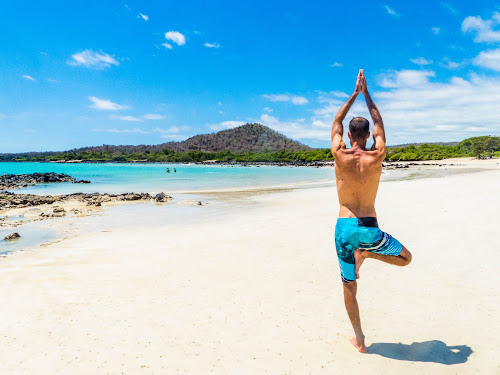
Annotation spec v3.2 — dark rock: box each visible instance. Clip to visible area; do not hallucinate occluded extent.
[4,232,21,241]
[197,201,202,206]
[0,173,82,190]
[155,192,173,203]
[123,193,142,201]
[1,191,168,210]
[73,180,91,184]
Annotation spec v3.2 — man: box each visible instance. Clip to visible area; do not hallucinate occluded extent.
[331,70,412,353]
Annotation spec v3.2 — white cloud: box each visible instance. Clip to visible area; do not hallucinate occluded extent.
[138,13,148,21]
[329,90,349,98]
[473,48,500,71]
[88,96,128,111]
[206,69,500,145]
[93,126,188,140]
[410,57,433,65]
[441,60,462,69]
[263,94,309,105]
[162,43,173,50]
[143,114,166,120]
[209,120,246,131]
[159,126,190,140]
[259,114,328,140]
[204,42,221,48]
[165,31,186,46]
[263,107,273,113]
[291,96,309,105]
[117,115,143,122]
[379,70,435,88]
[441,2,459,16]
[110,113,166,121]
[331,62,343,67]
[160,126,180,133]
[263,94,290,102]
[384,5,400,17]
[462,12,500,42]
[69,50,119,69]
[432,27,441,35]
[22,75,35,81]
[99,128,148,134]
[267,69,500,144]
[370,70,500,142]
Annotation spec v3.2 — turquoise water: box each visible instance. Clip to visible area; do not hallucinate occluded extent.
[0,162,335,195]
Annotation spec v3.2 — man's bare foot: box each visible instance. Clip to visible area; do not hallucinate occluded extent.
[353,249,366,279]
[350,336,367,353]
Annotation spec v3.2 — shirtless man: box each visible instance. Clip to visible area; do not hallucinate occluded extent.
[331,70,412,353]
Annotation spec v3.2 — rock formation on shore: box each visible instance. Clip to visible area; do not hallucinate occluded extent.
[0,191,173,210]
[0,172,89,190]
[4,232,20,241]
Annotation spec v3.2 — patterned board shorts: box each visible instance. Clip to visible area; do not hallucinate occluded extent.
[335,217,402,283]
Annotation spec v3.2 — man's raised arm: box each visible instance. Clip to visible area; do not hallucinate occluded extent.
[360,70,386,153]
[332,70,362,153]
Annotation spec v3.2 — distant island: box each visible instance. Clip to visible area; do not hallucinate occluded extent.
[1,124,499,163]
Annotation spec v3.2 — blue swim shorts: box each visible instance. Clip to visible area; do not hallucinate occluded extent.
[335,217,402,283]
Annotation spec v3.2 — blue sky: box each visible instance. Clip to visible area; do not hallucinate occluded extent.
[1,0,500,152]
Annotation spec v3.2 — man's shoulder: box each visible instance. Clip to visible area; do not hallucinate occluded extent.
[336,148,384,163]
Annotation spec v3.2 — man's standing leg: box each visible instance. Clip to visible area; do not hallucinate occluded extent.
[343,280,367,353]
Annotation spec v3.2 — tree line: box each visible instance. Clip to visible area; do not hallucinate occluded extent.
[1,136,498,163]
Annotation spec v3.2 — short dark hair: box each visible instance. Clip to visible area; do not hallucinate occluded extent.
[349,117,370,139]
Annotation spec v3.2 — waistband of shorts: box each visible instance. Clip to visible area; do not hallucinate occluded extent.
[336,217,379,228]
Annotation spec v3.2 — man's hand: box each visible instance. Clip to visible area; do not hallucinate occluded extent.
[354,69,362,95]
[360,69,369,96]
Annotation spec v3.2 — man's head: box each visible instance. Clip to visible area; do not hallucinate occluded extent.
[348,117,370,145]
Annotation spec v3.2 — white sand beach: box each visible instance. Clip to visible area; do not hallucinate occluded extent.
[0,160,499,374]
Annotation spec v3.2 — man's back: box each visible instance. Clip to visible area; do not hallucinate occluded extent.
[334,148,384,218]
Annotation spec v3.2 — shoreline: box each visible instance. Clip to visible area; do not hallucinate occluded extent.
[1,159,498,257]
[1,159,497,232]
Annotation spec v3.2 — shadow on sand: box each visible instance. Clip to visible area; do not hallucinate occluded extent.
[366,340,472,365]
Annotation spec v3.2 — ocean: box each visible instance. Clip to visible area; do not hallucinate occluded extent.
[0,162,335,195]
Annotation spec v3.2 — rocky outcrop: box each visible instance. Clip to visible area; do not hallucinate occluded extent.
[4,232,20,241]
[0,191,173,210]
[0,173,86,190]
[155,192,173,203]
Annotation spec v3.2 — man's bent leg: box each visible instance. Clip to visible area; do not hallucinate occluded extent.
[343,280,367,353]
[364,245,412,266]
[354,246,411,279]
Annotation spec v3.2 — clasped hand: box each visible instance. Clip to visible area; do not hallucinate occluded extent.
[354,69,369,96]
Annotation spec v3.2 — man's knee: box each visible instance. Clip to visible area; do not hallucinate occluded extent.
[343,280,357,295]
[400,246,412,266]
